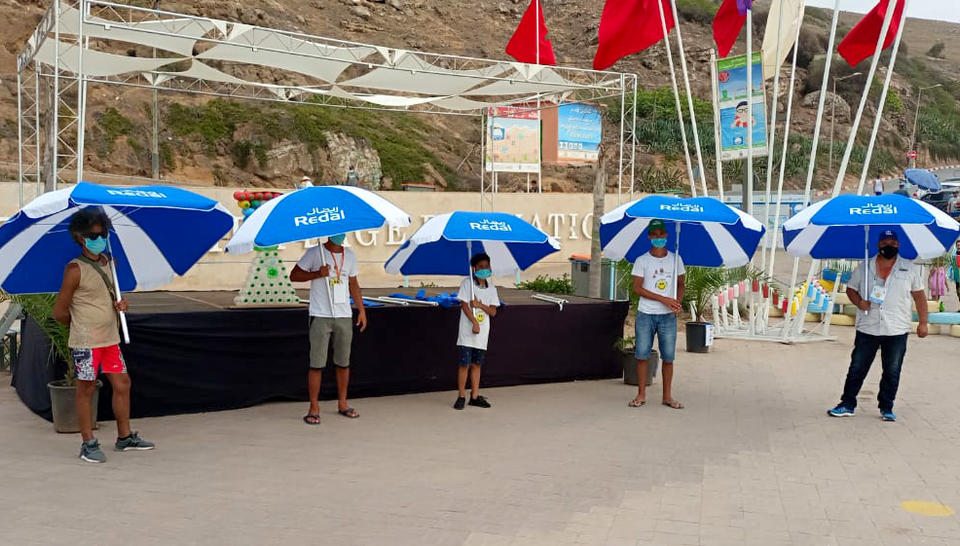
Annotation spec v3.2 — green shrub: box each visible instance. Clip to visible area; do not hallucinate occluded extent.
[516,274,574,295]
[675,0,718,24]
[927,42,946,59]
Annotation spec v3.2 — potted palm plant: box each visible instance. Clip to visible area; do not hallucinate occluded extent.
[2,292,100,433]
[682,266,768,352]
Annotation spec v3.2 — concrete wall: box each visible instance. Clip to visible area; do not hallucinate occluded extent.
[0,182,634,290]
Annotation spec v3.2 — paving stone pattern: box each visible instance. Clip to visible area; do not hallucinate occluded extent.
[1,328,959,545]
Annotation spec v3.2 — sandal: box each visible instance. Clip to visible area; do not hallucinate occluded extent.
[338,408,360,419]
[662,399,684,410]
[628,398,646,407]
[303,414,321,425]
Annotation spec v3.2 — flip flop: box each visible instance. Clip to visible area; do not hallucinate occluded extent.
[628,399,646,407]
[662,400,684,410]
[338,408,359,419]
[303,414,321,425]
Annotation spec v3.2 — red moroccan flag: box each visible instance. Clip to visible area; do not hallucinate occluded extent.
[506,0,557,65]
[593,0,674,71]
[838,0,905,67]
[712,0,752,58]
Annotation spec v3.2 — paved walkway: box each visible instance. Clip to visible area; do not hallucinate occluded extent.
[1,328,959,545]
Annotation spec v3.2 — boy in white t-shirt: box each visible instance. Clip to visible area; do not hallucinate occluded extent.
[290,234,368,424]
[629,219,685,410]
[454,252,500,410]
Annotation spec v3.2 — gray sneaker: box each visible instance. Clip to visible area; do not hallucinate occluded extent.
[79,439,106,464]
[114,432,155,452]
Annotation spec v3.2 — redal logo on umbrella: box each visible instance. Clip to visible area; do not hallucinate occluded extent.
[659,203,703,213]
[469,219,512,232]
[849,203,897,215]
[106,189,167,199]
[294,206,346,227]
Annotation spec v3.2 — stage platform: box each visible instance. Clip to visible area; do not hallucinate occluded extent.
[13,288,629,420]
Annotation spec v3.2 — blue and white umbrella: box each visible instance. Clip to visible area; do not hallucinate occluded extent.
[782,194,960,260]
[384,211,561,277]
[600,196,766,267]
[226,185,411,254]
[904,169,941,192]
[0,182,234,294]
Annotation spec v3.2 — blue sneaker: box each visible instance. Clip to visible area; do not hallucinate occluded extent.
[881,410,897,422]
[827,404,855,417]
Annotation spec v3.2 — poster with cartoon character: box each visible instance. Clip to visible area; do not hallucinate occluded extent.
[485,106,540,173]
[715,52,768,161]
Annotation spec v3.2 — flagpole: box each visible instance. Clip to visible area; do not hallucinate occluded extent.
[788,0,841,318]
[831,0,899,197]
[856,0,909,195]
[656,0,697,196]
[766,0,806,331]
[710,49,725,200]
[745,6,753,216]
[761,0,786,274]
[668,0,708,196]
[536,0,543,193]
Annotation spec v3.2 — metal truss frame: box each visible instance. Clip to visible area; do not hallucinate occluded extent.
[17,0,638,204]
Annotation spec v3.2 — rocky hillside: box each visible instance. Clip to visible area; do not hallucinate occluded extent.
[0,0,959,192]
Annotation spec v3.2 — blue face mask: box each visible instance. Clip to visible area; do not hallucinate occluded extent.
[84,236,107,255]
[474,269,492,279]
[650,237,668,249]
[328,234,346,245]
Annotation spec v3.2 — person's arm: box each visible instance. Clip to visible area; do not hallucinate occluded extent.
[289,263,329,282]
[461,300,481,333]
[349,275,366,332]
[846,287,871,311]
[912,290,928,338]
[633,276,682,313]
[472,300,498,317]
[676,274,685,304]
[52,263,80,325]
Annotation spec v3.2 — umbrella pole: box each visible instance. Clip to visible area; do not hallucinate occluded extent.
[673,223,681,310]
[106,237,130,344]
[863,226,870,316]
[318,241,336,312]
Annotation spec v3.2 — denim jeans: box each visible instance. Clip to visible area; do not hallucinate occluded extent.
[840,330,908,412]
[635,311,678,363]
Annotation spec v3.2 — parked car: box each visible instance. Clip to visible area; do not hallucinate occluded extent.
[920,183,960,220]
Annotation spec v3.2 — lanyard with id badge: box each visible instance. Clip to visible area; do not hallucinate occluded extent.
[328,249,349,304]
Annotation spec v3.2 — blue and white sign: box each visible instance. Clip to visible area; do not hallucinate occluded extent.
[226,185,411,254]
[557,104,602,163]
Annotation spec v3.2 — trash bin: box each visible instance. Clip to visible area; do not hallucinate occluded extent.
[568,255,627,300]
[685,321,714,353]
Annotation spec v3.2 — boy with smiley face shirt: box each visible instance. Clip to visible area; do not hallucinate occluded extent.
[454,252,500,410]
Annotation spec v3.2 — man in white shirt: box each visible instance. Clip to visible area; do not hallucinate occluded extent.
[827,230,928,422]
[290,234,368,424]
[629,219,685,410]
[873,178,884,196]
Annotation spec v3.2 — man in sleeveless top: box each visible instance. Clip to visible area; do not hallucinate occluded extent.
[53,208,154,463]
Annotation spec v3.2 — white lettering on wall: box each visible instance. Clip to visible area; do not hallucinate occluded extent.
[568,213,580,240]
[530,214,543,231]
[581,213,594,240]
[547,213,565,240]
[386,225,407,246]
[354,230,378,247]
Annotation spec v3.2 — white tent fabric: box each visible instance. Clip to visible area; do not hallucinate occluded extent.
[25,1,622,113]
[60,3,216,56]
[338,54,514,96]
[34,39,181,76]
[196,27,375,84]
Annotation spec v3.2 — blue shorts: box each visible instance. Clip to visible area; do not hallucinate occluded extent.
[635,311,678,363]
[457,346,486,366]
